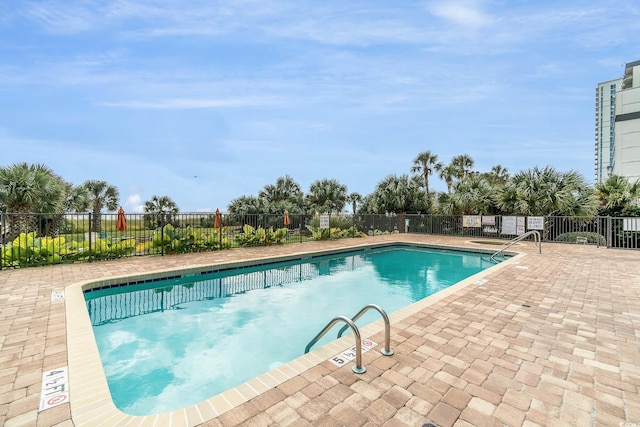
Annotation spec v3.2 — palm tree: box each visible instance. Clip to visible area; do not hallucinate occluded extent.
[64,183,90,212]
[256,176,305,215]
[495,166,597,216]
[347,192,362,214]
[483,165,509,187]
[228,195,264,215]
[595,175,640,215]
[259,175,303,207]
[82,180,120,232]
[227,195,267,228]
[370,174,429,214]
[144,195,179,228]
[451,154,475,180]
[410,151,441,194]
[434,191,457,215]
[43,182,90,237]
[305,179,348,214]
[436,163,458,194]
[0,163,67,239]
[451,174,495,215]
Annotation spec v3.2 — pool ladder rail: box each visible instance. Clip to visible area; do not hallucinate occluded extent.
[304,304,393,374]
[489,230,541,263]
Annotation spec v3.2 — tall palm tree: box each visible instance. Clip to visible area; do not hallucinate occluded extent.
[484,165,509,187]
[0,163,66,239]
[451,154,475,180]
[347,192,362,214]
[144,195,179,228]
[305,179,348,214]
[43,181,90,237]
[410,151,441,194]
[83,180,120,232]
[436,163,459,194]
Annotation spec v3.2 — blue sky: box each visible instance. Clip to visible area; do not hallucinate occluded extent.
[1,1,639,213]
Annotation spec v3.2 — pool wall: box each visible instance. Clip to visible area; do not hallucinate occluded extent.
[65,241,523,426]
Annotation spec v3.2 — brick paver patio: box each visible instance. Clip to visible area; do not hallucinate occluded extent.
[1,235,639,426]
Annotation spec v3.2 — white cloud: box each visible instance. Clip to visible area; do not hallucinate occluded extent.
[429,1,493,28]
[125,194,143,213]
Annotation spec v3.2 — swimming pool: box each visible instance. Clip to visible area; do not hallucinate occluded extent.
[83,243,500,415]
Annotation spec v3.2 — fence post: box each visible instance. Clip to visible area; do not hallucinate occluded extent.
[161,213,165,256]
[607,216,611,248]
[88,213,93,263]
[352,213,355,238]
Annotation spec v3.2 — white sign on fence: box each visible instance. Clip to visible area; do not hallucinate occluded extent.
[501,216,517,235]
[319,214,330,229]
[502,216,526,235]
[463,215,481,228]
[527,216,545,230]
[481,216,496,225]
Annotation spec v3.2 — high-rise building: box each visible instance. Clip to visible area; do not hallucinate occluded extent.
[595,60,640,184]
[595,78,621,183]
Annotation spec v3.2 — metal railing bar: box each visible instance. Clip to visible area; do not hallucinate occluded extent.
[304,315,366,374]
[336,304,393,356]
[490,230,541,262]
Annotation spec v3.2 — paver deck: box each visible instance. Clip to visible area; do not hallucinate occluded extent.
[1,235,639,426]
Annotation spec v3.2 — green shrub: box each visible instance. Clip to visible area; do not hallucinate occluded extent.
[235,224,288,247]
[148,224,233,253]
[554,232,605,245]
[0,232,71,266]
[305,225,366,240]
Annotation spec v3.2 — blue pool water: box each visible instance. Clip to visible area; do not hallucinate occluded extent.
[85,245,497,415]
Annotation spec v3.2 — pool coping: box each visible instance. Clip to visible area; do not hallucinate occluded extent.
[64,241,524,426]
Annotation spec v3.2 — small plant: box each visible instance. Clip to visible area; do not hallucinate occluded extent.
[0,232,70,266]
[305,225,366,240]
[235,224,289,247]
[367,229,395,236]
[306,225,331,240]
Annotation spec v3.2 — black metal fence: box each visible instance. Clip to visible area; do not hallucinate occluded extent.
[1,212,639,268]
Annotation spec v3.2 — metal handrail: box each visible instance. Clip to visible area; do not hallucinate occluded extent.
[337,304,393,356]
[304,315,366,374]
[490,230,541,262]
